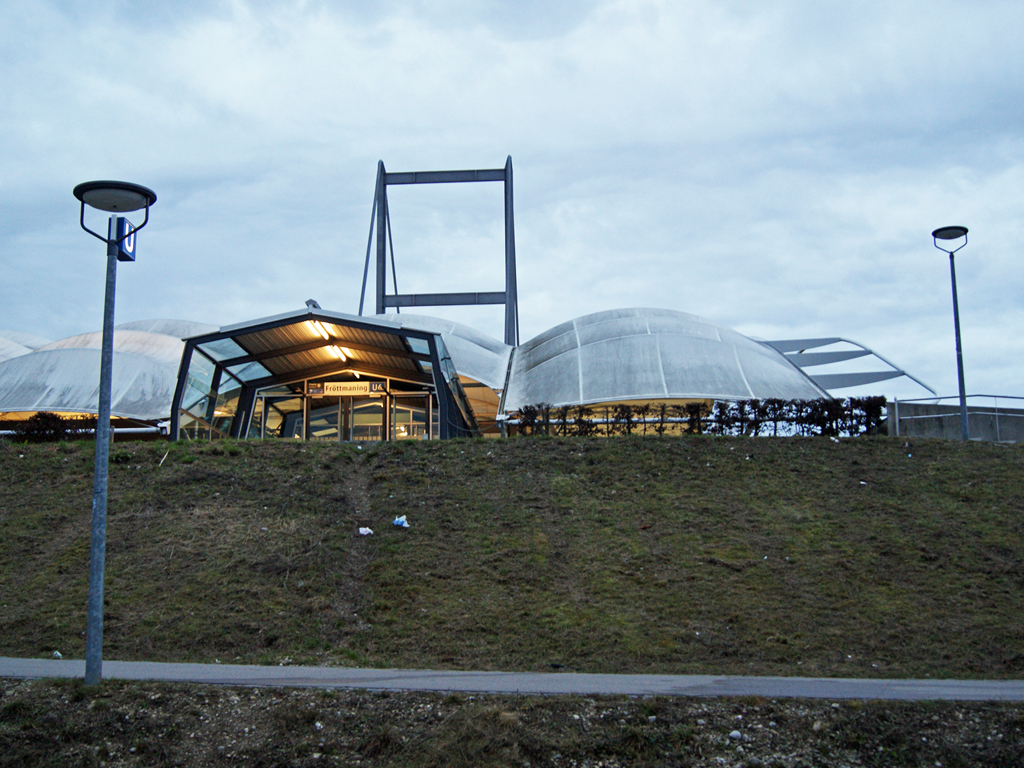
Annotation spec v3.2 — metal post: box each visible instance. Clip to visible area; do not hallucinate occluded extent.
[303,393,310,441]
[74,180,155,686]
[503,155,518,346]
[949,252,970,441]
[375,162,387,315]
[85,216,119,686]
[358,166,382,316]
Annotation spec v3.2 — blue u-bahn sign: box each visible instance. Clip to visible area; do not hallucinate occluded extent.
[108,216,137,262]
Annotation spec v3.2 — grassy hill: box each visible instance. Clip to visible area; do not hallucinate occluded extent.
[3,434,1024,767]
[2,434,1023,679]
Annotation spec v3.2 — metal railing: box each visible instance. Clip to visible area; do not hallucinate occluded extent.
[891,394,1024,442]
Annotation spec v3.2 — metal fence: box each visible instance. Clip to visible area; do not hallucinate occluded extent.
[889,395,1024,443]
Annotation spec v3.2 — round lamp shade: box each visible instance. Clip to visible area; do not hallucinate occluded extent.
[73,181,157,212]
[932,226,968,240]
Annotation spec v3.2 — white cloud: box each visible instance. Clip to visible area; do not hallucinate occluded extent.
[1,0,1023,401]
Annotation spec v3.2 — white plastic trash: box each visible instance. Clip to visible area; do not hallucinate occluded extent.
[358,527,373,536]
[393,515,410,528]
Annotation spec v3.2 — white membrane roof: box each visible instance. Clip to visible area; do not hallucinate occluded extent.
[0,320,217,420]
[501,308,829,411]
[4,306,904,425]
[379,313,512,389]
[0,330,53,363]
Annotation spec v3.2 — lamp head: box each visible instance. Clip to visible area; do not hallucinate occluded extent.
[932,226,968,241]
[73,181,157,212]
[932,225,968,255]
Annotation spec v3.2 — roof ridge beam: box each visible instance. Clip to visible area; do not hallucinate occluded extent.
[218,338,429,367]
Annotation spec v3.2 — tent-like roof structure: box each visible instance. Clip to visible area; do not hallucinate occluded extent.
[0,320,216,421]
[2,307,932,435]
[501,308,829,412]
[0,330,52,363]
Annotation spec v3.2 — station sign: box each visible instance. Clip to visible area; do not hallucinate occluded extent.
[108,216,137,262]
[308,381,386,397]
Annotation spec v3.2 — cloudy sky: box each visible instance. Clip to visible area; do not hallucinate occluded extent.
[2,0,1022,401]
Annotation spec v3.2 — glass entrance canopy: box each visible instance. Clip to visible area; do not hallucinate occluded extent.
[170,308,478,442]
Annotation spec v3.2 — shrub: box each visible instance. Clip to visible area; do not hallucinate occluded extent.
[512,397,887,438]
[10,412,87,443]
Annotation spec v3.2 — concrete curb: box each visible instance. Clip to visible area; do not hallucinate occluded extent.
[3,657,1023,701]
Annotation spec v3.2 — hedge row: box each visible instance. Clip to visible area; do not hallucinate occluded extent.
[512,397,887,438]
[3,412,94,443]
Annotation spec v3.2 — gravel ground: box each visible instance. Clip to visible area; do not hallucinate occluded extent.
[3,678,1023,767]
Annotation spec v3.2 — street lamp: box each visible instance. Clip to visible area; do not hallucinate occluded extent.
[931,225,970,442]
[73,181,157,685]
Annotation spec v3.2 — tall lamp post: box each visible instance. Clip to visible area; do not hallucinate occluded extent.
[931,225,970,442]
[73,181,157,685]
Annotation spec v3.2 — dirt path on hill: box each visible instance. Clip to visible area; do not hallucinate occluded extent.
[334,453,375,635]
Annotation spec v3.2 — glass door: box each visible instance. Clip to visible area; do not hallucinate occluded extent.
[308,396,341,441]
[393,395,429,440]
[351,398,384,442]
[255,396,305,439]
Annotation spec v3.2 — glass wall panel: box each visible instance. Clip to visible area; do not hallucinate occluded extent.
[177,410,232,440]
[180,353,216,416]
[227,360,272,382]
[212,372,243,437]
[407,337,431,356]
[393,396,428,440]
[262,397,305,439]
[246,384,307,440]
[196,338,247,361]
[246,400,264,439]
[308,396,341,441]
[178,411,211,440]
[177,351,219,440]
[352,398,384,442]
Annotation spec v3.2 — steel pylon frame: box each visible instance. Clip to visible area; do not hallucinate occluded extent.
[358,156,519,347]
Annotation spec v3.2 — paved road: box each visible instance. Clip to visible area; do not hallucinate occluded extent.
[3,657,1022,701]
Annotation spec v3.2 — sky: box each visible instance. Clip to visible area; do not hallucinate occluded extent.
[2,0,1022,402]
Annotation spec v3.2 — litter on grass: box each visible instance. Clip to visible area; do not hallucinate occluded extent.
[393,515,410,528]
[358,527,373,536]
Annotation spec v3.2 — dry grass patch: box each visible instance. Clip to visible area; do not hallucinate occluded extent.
[2,434,1024,679]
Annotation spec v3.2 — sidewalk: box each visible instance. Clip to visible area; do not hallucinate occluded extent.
[3,657,1023,701]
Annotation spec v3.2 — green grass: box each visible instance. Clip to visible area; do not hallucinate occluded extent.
[0,439,368,666]
[1,434,1023,678]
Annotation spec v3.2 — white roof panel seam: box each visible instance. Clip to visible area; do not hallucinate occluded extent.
[573,317,583,403]
[655,338,668,396]
[733,345,755,399]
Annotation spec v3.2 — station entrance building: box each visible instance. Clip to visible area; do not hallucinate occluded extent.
[170,308,479,442]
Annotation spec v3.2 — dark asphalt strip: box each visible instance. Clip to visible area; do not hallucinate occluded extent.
[2,657,1022,701]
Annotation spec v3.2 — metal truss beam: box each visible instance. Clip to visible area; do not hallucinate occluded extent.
[382,291,507,308]
[360,156,519,346]
[384,169,505,184]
